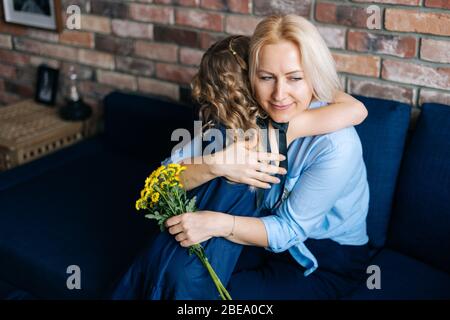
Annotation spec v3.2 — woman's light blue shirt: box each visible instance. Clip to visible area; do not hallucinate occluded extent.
[260,101,369,276]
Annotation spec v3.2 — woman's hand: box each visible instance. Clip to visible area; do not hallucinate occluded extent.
[165,211,231,247]
[208,139,287,189]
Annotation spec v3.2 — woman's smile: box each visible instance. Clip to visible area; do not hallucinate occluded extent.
[270,102,294,110]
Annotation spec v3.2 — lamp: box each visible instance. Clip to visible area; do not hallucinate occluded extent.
[59,66,92,121]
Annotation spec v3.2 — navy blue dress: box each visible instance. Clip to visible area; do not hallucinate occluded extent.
[111,124,264,300]
[111,177,261,300]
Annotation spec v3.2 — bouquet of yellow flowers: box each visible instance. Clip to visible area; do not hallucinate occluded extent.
[135,163,232,300]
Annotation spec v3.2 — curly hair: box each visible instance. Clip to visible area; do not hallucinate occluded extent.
[191,36,265,133]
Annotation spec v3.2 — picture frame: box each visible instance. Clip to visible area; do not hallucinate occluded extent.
[35,64,59,106]
[1,0,62,32]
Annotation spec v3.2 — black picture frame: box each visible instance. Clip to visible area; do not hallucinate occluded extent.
[35,64,59,106]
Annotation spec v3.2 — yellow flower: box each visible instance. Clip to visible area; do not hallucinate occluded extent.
[151,192,160,203]
[135,198,146,210]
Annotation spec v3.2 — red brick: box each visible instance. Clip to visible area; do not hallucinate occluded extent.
[154,25,199,47]
[225,15,262,36]
[13,38,78,61]
[424,0,450,9]
[382,60,450,90]
[420,39,450,64]
[81,15,111,34]
[0,34,12,49]
[347,30,417,58]
[79,80,114,100]
[176,8,223,32]
[14,67,35,83]
[129,4,174,24]
[348,78,414,104]
[78,49,115,69]
[95,34,134,56]
[112,19,154,39]
[316,25,346,49]
[176,0,200,6]
[0,20,27,36]
[61,63,94,80]
[61,0,91,13]
[3,81,34,98]
[254,0,311,17]
[29,56,60,69]
[26,29,59,42]
[180,48,204,66]
[156,62,197,84]
[0,63,16,78]
[135,41,178,63]
[97,70,137,91]
[227,0,251,13]
[0,49,30,66]
[116,56,155,76]
[352,0,420,5]
[199,32,226,50]
[91,0,129,19]
[385,9,450,36]
[316,2,370,28]
[0,91,22,105]
[138,77,180,100]
[419,89,450,106]
[333,53,380,77]
[201,0,226,10]
[60,31,94,48]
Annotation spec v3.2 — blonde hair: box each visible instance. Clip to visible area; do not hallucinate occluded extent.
[249,15,341,102]
[191,35,263,132]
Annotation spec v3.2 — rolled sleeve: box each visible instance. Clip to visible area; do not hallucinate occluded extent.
[261,215,304,252]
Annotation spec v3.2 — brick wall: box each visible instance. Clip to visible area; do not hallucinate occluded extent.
[0,0,448,115]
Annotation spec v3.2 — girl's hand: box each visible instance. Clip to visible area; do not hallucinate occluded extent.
[165,211,229,247]
[208,139,287,189]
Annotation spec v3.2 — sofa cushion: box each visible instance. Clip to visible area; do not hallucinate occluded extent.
[0,141,160,299]
[104,91,194,163]
[353,96,411,249]
[0,278,35,300]
[387,103,450,274]
[348,248,450,300]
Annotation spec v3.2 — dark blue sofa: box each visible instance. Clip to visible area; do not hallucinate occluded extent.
[0,91,449,300]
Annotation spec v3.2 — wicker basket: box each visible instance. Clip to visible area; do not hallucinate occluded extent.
[0,100,85,171]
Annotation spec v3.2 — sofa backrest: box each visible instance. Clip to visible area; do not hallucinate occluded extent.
[103,91,195,165]
[353,96,411,249]
[387,103,450,274]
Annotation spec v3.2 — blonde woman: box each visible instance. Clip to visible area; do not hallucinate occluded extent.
[113,16,369,300]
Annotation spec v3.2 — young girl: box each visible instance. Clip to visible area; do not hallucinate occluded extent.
[111,31,367,300]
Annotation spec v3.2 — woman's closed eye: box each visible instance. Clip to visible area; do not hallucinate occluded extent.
[290,77,303,81]
[259,76,273,81]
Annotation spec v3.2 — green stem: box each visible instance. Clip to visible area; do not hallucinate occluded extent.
[153,185,179,216]
[192,244,232,300]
